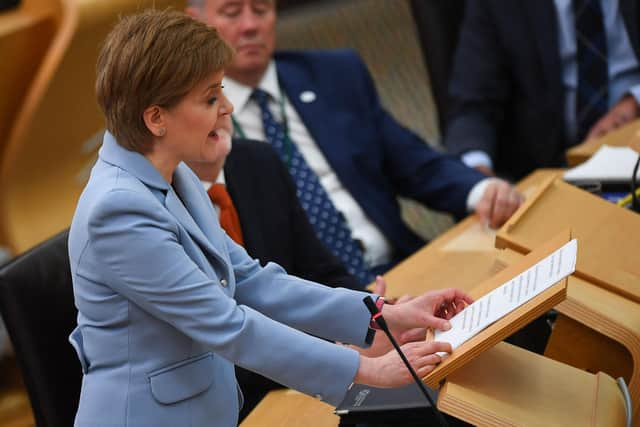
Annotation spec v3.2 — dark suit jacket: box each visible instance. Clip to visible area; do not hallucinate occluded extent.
[273,49,484,260]
[224,139,358,289]
[445,0,640,180]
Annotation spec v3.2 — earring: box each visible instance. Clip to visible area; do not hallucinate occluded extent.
[158,128,166,137]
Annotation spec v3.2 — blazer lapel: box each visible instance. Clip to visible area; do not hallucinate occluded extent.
[169,165,229,267]
[276,59,347,170]
[524,0,563,100]
[99,132,230,278]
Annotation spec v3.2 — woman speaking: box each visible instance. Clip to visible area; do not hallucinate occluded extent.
[68,9,470,427]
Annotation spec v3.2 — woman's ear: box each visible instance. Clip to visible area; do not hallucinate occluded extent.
[143,105,167,137]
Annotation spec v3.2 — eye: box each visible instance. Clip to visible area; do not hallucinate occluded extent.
[253,6,268,15]
[252,0,271,15]
[208,97,218,105]
[220,5,241,18]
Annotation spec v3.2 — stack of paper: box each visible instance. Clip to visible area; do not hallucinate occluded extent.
[564,145,640,183]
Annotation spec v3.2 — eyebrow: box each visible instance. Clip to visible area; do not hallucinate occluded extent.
[203,82,222,94]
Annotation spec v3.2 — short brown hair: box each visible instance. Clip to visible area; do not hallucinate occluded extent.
[96,9,234,153]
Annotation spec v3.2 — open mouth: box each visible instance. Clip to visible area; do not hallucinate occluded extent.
[208,128,231,142]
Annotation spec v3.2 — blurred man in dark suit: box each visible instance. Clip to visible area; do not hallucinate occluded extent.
[445,0,640,180]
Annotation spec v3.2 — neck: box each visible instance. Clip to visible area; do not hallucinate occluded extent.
[186,159,225,184]
[144,150,179,184]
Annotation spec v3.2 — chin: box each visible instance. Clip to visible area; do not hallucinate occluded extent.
[215,128,232,148]
[202,131,231,161]
[236,56,269,73]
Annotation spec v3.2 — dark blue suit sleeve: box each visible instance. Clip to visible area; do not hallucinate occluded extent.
[444,1,510,161]
[347,53,484,218]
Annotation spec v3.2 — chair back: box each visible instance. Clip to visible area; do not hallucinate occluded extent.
[0,0,184,255]
[0,0,60,191]
[0,230,79,427]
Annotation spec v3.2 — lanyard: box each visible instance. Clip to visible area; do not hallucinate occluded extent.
[231,86,294,166]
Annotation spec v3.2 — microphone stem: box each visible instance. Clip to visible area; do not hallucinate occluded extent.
[381,325,450,427]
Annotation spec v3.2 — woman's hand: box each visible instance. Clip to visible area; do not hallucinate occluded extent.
[382,288,473,332]
[356,276,421,357]
[354,341,452,387]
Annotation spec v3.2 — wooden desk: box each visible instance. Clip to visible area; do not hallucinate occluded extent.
[242,344,627,427]
[382,170,640,416]
[384,170,562,298]
[566,118,640,166]
[496,176,640,303]
[240,389,339,427]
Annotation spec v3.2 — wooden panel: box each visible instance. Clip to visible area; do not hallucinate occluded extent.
[496,177,640,303]
[384,249,503,298]
[240,389,339,427]
[499,248,640,416]
[438,342,627,427]
[546,314,632,381]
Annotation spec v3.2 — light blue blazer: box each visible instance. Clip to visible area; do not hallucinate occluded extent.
[68,132,373,427]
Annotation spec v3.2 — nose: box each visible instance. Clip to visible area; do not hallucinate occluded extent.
[219,93,234,116]
[237,7,260,33]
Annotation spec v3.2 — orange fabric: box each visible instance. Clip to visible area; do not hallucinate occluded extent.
[207,183,244,246]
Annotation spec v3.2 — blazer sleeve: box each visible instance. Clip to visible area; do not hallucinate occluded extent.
[345,52,484,218]
[85,189,370,405]
[443,2,511,162]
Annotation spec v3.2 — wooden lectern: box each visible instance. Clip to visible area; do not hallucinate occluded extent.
[422,230,570,389]
[241,342,627,427]
[497,247,640,420]
[495,173,640,418]
[438,342,627,427]
[241,229,629,426]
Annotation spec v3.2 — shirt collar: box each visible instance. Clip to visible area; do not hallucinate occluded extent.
[99,130,170,191]
[200,169,226,191]
[223,60,281,113]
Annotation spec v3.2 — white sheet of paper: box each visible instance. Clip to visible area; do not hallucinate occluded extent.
[433,239,577,353]
[564,145,640,182]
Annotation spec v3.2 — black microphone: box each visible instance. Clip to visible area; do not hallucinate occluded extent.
[363,296,449,427]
